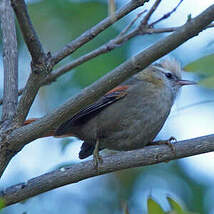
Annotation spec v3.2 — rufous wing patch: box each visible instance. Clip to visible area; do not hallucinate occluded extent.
[106,85,129,95]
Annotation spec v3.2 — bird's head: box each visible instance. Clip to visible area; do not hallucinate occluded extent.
[136,58,196,97]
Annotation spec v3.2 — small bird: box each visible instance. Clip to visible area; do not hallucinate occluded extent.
[54,58,196,164]
[24,59,196,165]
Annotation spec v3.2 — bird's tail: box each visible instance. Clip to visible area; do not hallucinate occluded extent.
[25,118,101,160]
[23,118,73,138]
[79,142,95,159]
[79,142,104,159]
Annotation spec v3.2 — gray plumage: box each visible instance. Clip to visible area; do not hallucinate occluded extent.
[55,59,195,159]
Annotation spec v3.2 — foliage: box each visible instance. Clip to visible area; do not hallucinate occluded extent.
[184,54,214,88]
[0,198,5,211]
[147,196,197,214]
[147,197,165,214]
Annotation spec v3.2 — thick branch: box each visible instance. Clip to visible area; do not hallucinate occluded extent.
[13,72,48,125]
[51,0,149,65]
[0,89,23,106]
[1,4,214,178]
[11,0,46,66]
[0,0,18,121]
[1,134,214,207]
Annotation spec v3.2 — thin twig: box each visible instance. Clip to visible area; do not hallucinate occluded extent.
[144,26,178,33]
[51,0,149,65]
[118,10,147,37]
[108,0,116,16]
[141,0,162,25]
[1,134,214,207]
[150,0,184,27]
[0,0,18,121]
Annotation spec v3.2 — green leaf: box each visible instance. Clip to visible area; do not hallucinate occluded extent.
[0,198,5,210]
[184,54,214,88]
[167,196,184,214]
[167,196,198,214]
[184,54,214,75]
[147,198,165,214]
[199,75,214,88]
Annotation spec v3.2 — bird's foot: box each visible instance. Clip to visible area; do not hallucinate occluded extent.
[93,151,103,169]
[149,136,177,153]
[93,139,103,169]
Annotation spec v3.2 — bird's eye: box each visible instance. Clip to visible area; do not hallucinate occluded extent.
[165,72,173,79]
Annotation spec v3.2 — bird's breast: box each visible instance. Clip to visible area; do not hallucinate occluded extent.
[97,84,174,151]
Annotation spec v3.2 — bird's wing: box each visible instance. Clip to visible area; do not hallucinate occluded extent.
[71,85,128,122]
[55,85,128,136]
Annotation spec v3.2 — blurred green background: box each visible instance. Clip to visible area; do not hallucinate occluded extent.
[1,0,214,213]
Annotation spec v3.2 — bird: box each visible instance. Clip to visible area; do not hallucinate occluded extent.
[24,59,196,166]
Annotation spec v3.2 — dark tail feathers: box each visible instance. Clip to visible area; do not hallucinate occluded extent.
[79,142,103,159]
[79,142,95,159]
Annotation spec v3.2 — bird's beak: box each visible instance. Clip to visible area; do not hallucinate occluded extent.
[177,79,197,86]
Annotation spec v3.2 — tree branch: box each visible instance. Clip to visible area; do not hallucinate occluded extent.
[10,0,46,67]
[0,0,18,121]
[51,0,149,65]
[13,73,49,125]
[10,0,51,125]
[1,134,214,207]
[141,0,162,25]
[0,89,23,106]
[149,0,183,27]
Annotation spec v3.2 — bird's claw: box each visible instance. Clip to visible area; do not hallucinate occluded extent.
[93,152,103,169]
[149,136,177,153]
[155,136,177,153]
